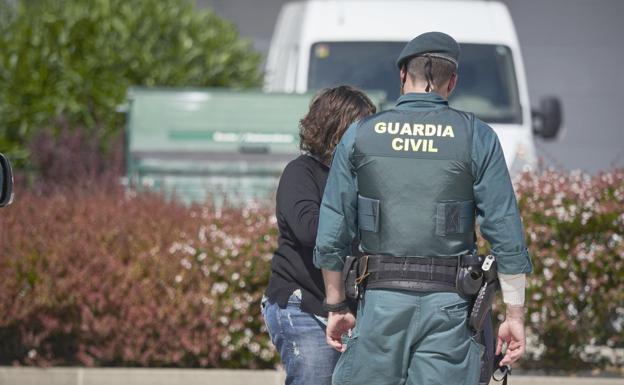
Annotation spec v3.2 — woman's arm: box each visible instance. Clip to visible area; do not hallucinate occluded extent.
[276,160,323,247]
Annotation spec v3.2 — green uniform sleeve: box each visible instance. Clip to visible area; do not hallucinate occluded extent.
[313,123,359,271]
[472,119,532,274]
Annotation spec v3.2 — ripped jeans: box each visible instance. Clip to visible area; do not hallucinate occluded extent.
[261,292,340,385]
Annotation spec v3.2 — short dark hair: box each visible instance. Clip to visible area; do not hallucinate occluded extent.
[406,56,456,89]
[299,85,376,164]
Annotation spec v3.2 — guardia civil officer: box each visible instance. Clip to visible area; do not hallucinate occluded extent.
[313,32,531,385]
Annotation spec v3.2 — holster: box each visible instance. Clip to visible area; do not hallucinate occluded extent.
[479,310,496,385]
[342,255,370,300]
[469,256,499,333]
[343,255,359,300]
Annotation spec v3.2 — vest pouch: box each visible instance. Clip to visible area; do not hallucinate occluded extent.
[357,195,379,233]
[436,200,475,236]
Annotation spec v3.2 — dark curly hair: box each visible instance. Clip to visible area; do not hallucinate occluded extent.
[299,86,376,164]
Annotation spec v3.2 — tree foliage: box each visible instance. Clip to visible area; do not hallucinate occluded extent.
[0,0,262,163]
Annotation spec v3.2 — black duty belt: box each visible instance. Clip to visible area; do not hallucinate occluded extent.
[363,254,481,293]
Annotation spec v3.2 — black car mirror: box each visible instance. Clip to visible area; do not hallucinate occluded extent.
[532,96,562,140]
[0,153,14,207]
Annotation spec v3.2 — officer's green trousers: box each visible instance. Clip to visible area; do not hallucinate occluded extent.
[332,289,483,385]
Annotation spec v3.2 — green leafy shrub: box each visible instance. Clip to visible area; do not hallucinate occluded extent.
[0,169,622,370]
[0,0,261,165]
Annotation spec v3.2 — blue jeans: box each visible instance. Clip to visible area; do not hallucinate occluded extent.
[262,293,340,385]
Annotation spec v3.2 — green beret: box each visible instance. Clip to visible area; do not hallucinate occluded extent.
[396,31,460,69]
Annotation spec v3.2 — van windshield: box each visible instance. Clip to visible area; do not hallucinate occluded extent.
[308,42,522,124]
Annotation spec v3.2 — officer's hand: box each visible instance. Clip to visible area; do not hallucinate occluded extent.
[326,310,356,352]
[496,305,526,366]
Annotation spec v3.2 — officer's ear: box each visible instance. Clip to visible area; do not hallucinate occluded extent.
[399,65,408,95]
[447,72,458,95]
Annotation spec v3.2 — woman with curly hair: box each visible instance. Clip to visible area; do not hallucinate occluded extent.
[262,86,376,385]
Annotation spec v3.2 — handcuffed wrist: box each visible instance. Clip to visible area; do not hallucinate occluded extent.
[323,299,349,313]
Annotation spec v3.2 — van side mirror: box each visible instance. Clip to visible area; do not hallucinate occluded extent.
[0,153,14,207]
[532,96,562,140]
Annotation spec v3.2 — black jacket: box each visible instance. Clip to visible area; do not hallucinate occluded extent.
[265,154,329,316]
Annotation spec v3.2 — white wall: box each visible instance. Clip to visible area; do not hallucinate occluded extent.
[500,0,624,173]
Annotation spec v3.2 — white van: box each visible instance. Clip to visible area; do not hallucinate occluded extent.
[265,0,561,173]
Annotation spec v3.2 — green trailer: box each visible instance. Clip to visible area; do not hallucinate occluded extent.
[125,87,385,204]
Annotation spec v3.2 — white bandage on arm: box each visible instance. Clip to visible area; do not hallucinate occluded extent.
[498,273,526,305]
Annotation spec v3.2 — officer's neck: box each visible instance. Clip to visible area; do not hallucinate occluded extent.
[403,83,450,100]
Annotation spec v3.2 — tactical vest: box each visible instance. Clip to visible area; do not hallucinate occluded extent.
[353,105,476,257]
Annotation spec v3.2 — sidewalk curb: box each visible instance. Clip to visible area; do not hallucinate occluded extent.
[0,367,621,385]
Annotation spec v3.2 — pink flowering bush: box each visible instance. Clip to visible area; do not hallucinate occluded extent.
[0,168,622,371]
[512,169,624,371]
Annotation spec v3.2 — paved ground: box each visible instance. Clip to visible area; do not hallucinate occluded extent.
[0,368,621,385]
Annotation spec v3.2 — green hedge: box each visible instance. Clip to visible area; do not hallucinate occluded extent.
[0,169,622,370]
[0,0,261,165]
